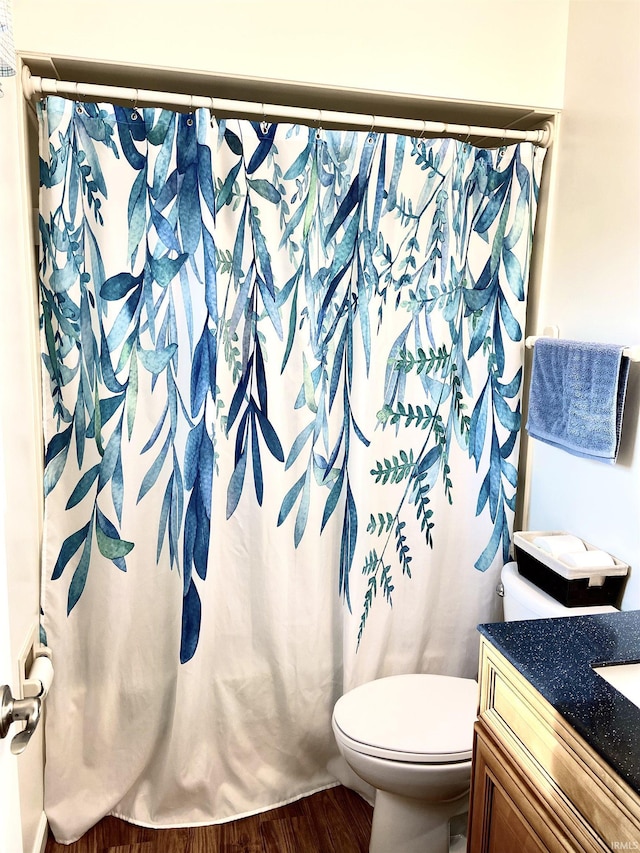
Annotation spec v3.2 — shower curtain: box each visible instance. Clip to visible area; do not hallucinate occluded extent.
[38,96,545,842]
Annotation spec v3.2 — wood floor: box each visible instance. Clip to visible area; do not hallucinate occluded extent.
[44,786,373,853]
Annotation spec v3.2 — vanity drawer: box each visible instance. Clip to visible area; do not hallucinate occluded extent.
[478,638,640,849]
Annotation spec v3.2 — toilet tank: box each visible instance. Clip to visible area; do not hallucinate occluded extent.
[501,562,618,621]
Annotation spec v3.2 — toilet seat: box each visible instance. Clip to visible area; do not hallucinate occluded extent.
[332,674,477,764]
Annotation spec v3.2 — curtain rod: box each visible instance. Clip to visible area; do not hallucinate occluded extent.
[21,66,554,148]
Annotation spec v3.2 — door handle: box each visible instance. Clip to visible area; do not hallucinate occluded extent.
[0,684,42,755]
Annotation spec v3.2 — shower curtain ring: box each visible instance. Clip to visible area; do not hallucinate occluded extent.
[186,95,195,126]
[315,109,323,140]
[419,119,428,140]
[368,115,376,143]
[74,82,84,113]
[130,89,139,120]
[260,104,270,135]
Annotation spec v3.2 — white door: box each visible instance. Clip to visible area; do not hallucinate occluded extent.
[0,432,24,853]
[0,71,48,853]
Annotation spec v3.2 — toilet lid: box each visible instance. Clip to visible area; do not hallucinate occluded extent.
[333,674,477,763]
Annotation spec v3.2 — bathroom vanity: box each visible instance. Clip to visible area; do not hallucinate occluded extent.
[467,611,640,852]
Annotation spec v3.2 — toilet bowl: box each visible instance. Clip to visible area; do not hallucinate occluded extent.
[332,673,477,853]
[332,561,620,853]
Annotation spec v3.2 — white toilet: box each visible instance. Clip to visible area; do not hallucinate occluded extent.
[500,560,619,621]
[332,561,618,853]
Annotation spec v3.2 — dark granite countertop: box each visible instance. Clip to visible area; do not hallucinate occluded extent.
[478,610,640,795]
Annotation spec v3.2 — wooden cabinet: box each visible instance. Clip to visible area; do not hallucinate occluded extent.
[467,637,640,853]
[470,725,561,852]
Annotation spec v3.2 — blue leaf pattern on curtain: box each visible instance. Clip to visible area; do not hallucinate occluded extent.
[39,99,544,664]
[38,97,547,841]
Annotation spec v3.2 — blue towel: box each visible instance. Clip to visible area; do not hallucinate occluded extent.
[526,339,630,462]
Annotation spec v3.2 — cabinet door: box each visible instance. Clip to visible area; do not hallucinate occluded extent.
[482,776,547,853]
[467,723,589,853]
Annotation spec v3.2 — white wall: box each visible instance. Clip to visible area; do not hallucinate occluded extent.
[526,0,640,609]
[13,0,569,108]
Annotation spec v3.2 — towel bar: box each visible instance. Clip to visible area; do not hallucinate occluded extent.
[525,335,640,363]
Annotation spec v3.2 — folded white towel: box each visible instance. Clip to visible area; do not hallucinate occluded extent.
[533,534,585,557]
[558,550,615,569]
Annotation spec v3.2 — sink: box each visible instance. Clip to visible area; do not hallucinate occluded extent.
[593,662,640,709]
